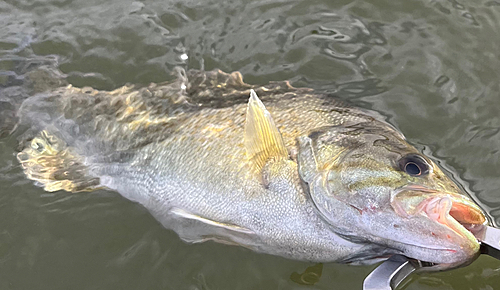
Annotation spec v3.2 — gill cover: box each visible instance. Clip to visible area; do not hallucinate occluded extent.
[295,124,382,239]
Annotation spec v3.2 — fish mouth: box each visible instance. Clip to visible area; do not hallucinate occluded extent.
[422,195,486,240]
[392,185,487,255]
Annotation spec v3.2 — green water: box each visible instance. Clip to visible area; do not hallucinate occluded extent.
[1,0,500,289]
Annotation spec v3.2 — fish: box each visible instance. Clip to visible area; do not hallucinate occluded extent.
[15,68,487,269]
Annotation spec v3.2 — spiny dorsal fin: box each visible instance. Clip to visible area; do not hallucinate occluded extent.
[244,89,288,172]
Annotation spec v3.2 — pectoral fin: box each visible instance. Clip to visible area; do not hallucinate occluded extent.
[244,89,288,172]
[167,208,260,248]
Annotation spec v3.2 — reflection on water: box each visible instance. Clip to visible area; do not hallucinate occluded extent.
[290,263,323,286]
[1,0,500,289]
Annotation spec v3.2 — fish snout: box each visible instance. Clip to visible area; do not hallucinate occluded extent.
[390,186,487,266]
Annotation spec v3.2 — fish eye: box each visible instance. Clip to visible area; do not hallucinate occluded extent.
[398,154,430,177]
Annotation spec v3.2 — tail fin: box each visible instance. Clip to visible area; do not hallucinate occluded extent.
[17,130,100,192]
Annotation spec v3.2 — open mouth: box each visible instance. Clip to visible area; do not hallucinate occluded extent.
[390,186,488,269]
[392,185,487,241]
[423,195,486,240]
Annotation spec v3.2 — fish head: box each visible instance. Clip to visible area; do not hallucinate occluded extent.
[297,122,486,269]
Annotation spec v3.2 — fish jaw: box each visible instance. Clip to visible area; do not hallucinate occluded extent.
[390,185,487,268]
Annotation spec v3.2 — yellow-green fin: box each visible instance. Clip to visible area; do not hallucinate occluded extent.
[244,89,288,172]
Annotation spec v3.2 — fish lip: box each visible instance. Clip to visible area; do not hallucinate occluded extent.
[387,184,487,267]
[392,184,487,244]
[391,184,488,225]
[382,184,487,271]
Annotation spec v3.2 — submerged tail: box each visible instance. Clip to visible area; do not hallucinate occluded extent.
[14,68,190,193]
[17,130,100,192]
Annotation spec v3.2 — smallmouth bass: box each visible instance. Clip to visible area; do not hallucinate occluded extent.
[16,68,487,269]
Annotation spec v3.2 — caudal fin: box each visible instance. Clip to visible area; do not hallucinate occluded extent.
[17,130,100,192]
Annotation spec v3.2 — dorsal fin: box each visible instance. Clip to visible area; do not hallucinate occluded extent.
[244,89,288,172]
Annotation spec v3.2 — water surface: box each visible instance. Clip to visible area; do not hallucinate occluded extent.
[1,0,500,289]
